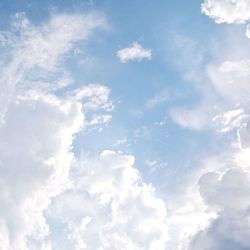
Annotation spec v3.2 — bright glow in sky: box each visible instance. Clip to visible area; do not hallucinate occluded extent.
[1,0,250,249]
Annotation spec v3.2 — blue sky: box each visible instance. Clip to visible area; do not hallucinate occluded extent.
[1,0,250,249]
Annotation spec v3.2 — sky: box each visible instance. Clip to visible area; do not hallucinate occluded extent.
[1,0,250,249]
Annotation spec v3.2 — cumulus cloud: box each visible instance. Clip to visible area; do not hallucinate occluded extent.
[202,0,250,24]
[189,159,250,250]
[0,12,110,249]
[117,42,152,63]
[0,89,84,249]
[48,150,168,249]
[0,12,168,250]
[164,2,250,249]
[202,0,250,40]
[164,117,250,249]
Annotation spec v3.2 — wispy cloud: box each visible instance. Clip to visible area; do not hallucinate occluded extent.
[49,150,169,249]
[0,12,107,124]
[146,90,170,109]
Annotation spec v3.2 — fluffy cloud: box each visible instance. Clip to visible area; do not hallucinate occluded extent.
[0,12,111,249]
[0,89,84,249]
[189,158,250,250]
[0,78,114,249]
[202,0,250,24]
[117,42,152,63]
[164,2,250,249]
[164,117,250,249]
[0,12,168,250]
[48,150,168,249]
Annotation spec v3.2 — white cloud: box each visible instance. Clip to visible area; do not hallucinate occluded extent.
[168,31,250,132]
[202,0,250,24]
[212,108,249,133]
[164,118,250,249]
[0,89,83,249]
[117,42,152,63]
[163,2,250,249]
[0,12,169,250]
[189,161,250,250]
[48,150,169,249]
[0,11,106,125]
[0,12,113,249]
[4,3,250,250]
[169,44,250,250]
[202,0,250,40]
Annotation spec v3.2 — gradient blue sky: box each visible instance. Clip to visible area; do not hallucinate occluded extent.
[1,0,250,249]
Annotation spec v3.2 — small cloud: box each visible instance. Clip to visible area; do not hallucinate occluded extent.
[169,107,207,130]
[117,42,152,63]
